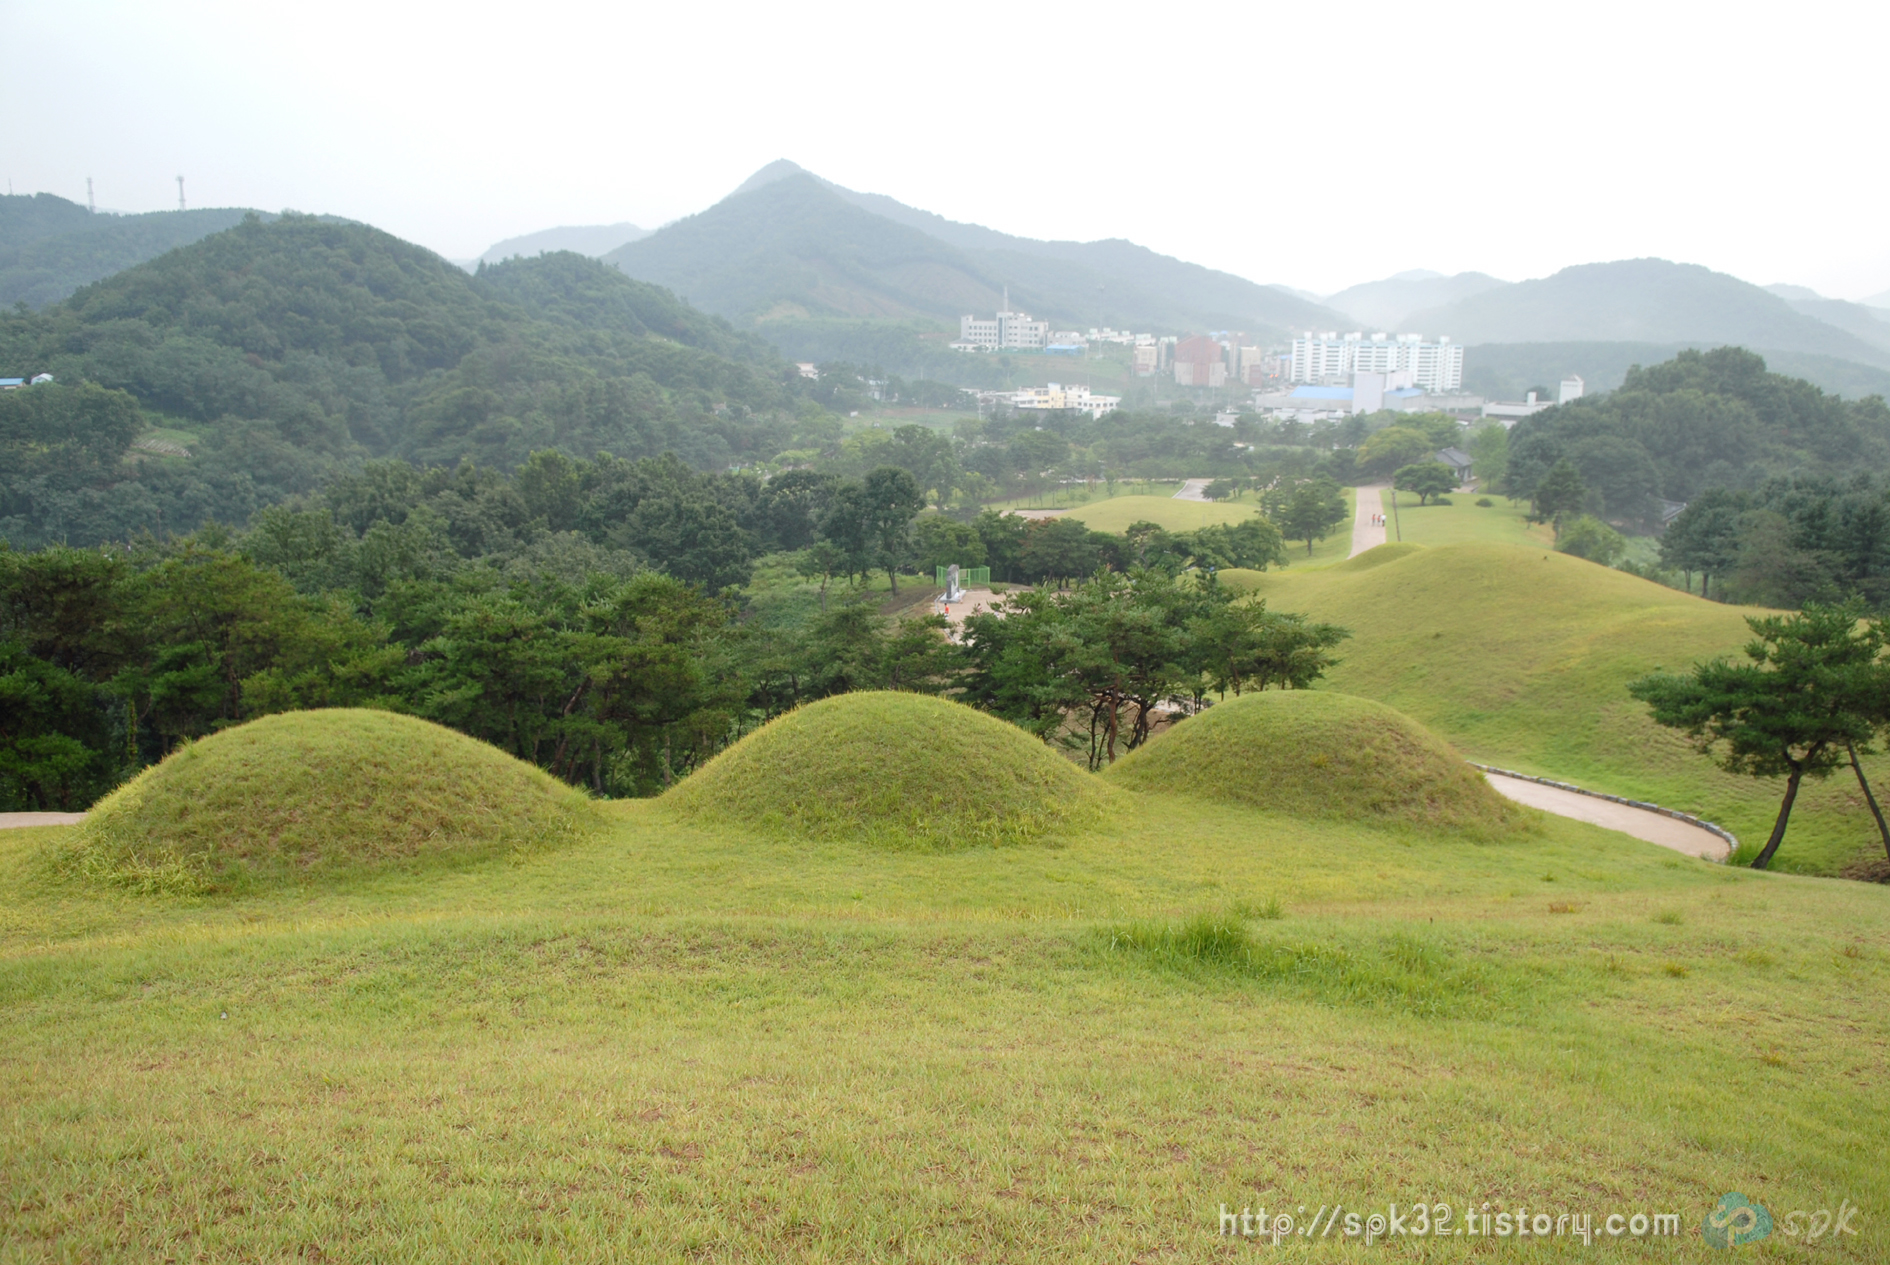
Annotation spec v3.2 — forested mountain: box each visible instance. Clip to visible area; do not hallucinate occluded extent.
[726,161,1346,332]
[1323,271,1508,331]
[1463,342,1890,403]
[1506,347,1890,531]
[471,222,649,267]
[0,193,262,309]
[1407,260,1890,369]
[0,215,801,548]
[605,165,1351,372]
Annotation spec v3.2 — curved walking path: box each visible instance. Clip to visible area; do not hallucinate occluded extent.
[1349,483,1389,557]
[1481,773,1730,860]
[1174,478,1212,502]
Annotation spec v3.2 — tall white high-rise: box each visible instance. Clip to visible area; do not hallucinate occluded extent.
[1290,332,1463,392]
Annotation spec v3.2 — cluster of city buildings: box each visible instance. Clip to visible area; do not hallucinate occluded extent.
[949,303,1591,428]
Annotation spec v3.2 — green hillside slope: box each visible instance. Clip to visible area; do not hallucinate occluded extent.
[0,218,795,546]
[1239,541,1889,876]
[607,174,998,323]
[1411,259,1890,370]
[607,166,1353,363]
[0,193,263,309]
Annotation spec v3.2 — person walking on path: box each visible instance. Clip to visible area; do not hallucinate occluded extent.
[1349,484,1390,558]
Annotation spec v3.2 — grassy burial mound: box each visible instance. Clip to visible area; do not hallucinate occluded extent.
[1237,541,1890,874]
[62,709,593,894]
[1104,689,1521,836]
[666,691,1105,848]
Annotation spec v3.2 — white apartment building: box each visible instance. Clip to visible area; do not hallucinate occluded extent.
[1289,331,1464,393]
[1012,382,1121,419]
[957,309,1050,351]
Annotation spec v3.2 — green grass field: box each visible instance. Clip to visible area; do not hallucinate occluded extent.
[1240,541,1888,876]
[4,754,1886,1260]
[1377,488,1554,548]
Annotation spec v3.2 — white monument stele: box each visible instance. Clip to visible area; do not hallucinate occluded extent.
[945,563,963,602]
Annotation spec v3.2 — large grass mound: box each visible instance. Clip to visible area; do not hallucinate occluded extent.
[63,709,593,894]
[665,692,1105,848]
[1103,689,1522,835]
[1233,541,1889,874]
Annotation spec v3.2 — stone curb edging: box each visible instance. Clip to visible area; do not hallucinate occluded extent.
[1468,762,1738,861]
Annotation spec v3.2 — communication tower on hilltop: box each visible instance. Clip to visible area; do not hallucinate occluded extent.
[87,178,95,213]
[176,176,185,211]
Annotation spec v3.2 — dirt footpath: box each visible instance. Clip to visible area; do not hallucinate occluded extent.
[1349,484,1389,557]
[1483,773,1729,860]
[935,588,1004,641]
[0,813,85,830]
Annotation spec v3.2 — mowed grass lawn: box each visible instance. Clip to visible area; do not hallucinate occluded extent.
[1241,542,1889,876]
[1067,489,1356,561]
[1377,487,1554,548]
[3,790,1887,1261]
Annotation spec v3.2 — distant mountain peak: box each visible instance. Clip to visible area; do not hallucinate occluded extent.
[730,160,814,198]
[1765,283,1824,301]
[1389,268,1445,282]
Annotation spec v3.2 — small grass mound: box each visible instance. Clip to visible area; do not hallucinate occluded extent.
[1102,689,1522,836]
[60,709,593,894]
[665,692,1105,848]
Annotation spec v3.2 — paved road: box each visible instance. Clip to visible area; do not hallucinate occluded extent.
[1349,483,1389,557]
[1174,478,1212,501]
[1483,773,1730,860]
[0,812,85,830]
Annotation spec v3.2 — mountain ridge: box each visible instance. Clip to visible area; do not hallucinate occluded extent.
[1406,259,1890,370]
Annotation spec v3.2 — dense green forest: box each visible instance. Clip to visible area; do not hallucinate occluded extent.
[1508,348,1890,531]
[0,216,810,546]
[0,443,1307,811]
[0,193,262,310]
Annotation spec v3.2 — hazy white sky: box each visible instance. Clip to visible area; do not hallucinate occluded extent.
[6,0,1886,299]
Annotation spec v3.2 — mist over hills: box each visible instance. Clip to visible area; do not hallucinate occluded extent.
[1322,271,1508,331]
[0,193,263,309]
[604,162,1352,365]
[1403,259,1890,370]
[469,222,650,269]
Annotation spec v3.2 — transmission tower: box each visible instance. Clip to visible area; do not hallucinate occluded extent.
[87,177,95,213]
[176,176,185,211]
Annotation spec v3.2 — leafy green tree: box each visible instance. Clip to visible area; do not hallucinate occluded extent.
[1659,488,1744,599]
[1357,426,1434,477]
[1274,477,1349,555]
[1530,458,1586,526]
[1468,424,1509,494]
[861,466,925,594]
[1190,590,1349,698]
[1019,517,1105,587]
[911,515,987,583]
[1171,518,1287,572]
[1555,515,1627,565]
[1394,462,1457,506]
[1629,601,1885,869]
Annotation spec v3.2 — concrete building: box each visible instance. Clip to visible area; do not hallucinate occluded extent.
[1132,340,1161,377]
[957,309,1050,351]
[1558,374,1585,404]
[1012,382,1121,419]
[1290,331,1464,392]
[1173,334,1226,388]
[1483,391,1553,423]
